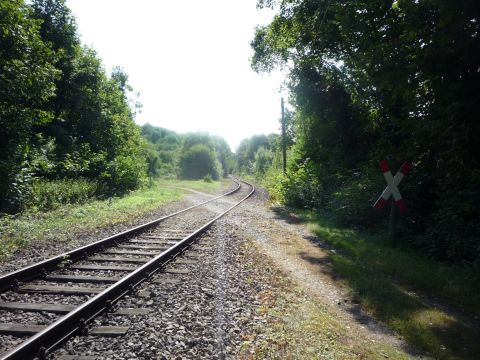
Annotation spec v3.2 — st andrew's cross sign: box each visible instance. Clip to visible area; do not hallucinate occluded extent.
[373,160,411,213]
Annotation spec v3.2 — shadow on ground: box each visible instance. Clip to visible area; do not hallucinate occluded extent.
[270,206,480,360]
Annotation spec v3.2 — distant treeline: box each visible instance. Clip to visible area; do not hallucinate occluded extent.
[142,124,235,181]
[244,0,480,266]
[0,0,234,214]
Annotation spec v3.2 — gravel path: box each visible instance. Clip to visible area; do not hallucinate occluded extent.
[228,187,411,352]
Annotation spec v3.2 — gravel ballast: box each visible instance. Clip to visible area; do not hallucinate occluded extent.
[50,184,262,359]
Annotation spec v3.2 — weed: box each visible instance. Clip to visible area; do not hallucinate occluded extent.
[57,255,72,269]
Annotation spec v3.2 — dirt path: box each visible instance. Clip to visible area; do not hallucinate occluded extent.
[228,188,419,359]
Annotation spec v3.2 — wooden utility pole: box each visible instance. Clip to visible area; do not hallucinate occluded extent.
[281,97,286,174]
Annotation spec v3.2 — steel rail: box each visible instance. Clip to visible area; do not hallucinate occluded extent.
[0,179,241,292]
[1,180,254,360]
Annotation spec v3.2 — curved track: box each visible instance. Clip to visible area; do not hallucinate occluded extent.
[0,179,254,360]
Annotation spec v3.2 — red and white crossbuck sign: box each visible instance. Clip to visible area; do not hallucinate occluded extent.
[373,160,411,213]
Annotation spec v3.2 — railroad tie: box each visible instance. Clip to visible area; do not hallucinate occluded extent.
[90,326,130,336]
[129,239,178,245]
[18,284,104,295]
[142,235,185,240]
[182,252,203,258]
[70,264,136,271]
[88,256,151,264]
[117,244,169,251]
[45,275,121,283]
[0,302,75,314]
[165,268,190,275]
[0,302,150,316]
[171,259,196,265]
[191,246,213,251]
[103,250,159,256]
[0,324,129,337]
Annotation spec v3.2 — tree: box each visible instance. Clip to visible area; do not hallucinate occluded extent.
[0,0,58,212]
[251,0,480,263]
[236,134,270,173]
[178,144,221,180]
[212,136,234,177]
[30,0,79,138]
[253,146,274,176]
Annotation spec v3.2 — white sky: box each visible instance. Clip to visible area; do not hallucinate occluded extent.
[66,0,286,151]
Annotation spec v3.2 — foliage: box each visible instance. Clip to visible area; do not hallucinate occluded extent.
[141,124,233,180]
[178,143,221,180]
[203,174,213,183]
[212,136,235,177]
[253,146,274,176]
[0,0,146,213]
[236,134,279,174]
[249,0,480,265]
[0,0,58,212]
[146,152,159,184]
[26,178,98,211]
[141,124,181,177]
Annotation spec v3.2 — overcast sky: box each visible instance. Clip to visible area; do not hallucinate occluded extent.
[66,0,286,151]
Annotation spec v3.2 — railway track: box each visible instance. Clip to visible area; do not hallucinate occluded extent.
[0,178,254,359]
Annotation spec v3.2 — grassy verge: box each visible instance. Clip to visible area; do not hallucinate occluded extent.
[156,178,229,193]
[0,179,224,261]
[240,239,410,359]
[294,211,480,359]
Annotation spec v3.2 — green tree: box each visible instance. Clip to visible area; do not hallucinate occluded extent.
[30,0,79,148]
[251,0,480,263]
[179,144,221,180]
[253,146,274,176]
[236,134,270,173]
[0,0,58,212]
[212,136,234,177]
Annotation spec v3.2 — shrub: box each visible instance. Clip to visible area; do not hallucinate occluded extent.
[101,155,146,195]
[178,144,221,180]
[25,178,99,211]
[281,162,323,209]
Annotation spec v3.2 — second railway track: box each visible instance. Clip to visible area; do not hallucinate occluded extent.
[0,178,254,359]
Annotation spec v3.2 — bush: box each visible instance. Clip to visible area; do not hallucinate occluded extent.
[101,155,146,195]
[178,144,221,180]
[322,164,386,229]
[280,162,323,209]
[25,178,99,211]
[203,174,213,183]
[262,167,286,204]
